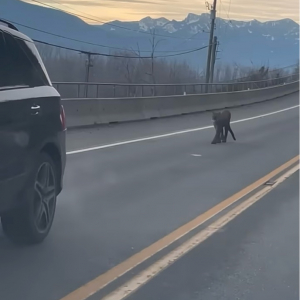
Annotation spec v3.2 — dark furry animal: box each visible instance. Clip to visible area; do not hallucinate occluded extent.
[211,110,236,144]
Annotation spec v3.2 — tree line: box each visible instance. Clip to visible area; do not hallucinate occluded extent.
[35,42,298,98]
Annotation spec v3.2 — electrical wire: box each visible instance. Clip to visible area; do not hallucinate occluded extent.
[32,38,209,59]
[30,0,202,41]
[4,18,207,54]
[45,0,211,56]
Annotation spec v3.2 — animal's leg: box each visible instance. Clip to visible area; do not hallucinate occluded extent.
[221,126,226,142]
[228,124,236,140]
[211,125,222,144]
[222,125,229,142]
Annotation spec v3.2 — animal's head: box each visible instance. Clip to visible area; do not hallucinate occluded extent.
[212,111,221,121]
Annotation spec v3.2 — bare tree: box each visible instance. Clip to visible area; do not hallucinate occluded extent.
[34,41,298,98]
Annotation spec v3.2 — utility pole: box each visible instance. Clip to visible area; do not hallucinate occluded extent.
[205,0,217,92]
[209,36,218,84]
[84,52,93,98]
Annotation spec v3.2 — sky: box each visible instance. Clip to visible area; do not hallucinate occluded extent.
[29,0,299,23]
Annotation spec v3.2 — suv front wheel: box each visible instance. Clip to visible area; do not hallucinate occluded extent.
[1,153,57,244]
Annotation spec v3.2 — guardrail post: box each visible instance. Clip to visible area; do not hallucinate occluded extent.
[141,85,144,97]
[97,85,99,98]
[113,85,116,98]
[84,84,88,98]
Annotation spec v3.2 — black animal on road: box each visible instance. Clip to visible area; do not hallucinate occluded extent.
[211,110,236,144]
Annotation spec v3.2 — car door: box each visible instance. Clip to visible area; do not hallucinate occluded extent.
[0,30,33,211]
[17,37,62,153]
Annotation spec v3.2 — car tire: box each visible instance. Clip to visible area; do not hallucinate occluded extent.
[1,152,57,244]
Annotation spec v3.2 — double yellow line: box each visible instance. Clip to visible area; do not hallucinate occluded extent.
[61,155,299,300]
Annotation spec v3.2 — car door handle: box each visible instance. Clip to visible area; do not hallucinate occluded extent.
[31,104,41,115]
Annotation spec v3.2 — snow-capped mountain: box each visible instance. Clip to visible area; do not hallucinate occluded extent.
[117,13,298,38]
[1,0,299,69]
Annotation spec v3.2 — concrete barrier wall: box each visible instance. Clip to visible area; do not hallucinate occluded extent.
[63,81,299,128]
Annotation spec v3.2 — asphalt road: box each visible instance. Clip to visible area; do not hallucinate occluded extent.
[0,93,299,300]
[127,170,299,300]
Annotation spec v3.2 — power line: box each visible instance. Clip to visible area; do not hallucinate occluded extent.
[156,45,209,58]
[30,0,202,41]
[227,0,232,19]
[216,0,223,28]
[3,19,130,51]
[224,0,232,35]
[32,38,209,59]
[157,31,205,56]
[4,19,210,59]
[45,0,210,55]
[46,0,109,22]
[4,18,206,54]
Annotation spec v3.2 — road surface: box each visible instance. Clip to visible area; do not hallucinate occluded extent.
[126,170,299,300]
[0,92,299,300]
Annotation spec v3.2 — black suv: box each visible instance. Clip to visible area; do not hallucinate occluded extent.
[0,20,66,244]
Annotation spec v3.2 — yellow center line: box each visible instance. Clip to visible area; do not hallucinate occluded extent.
[60,155,299,300]
[103,163,299,300]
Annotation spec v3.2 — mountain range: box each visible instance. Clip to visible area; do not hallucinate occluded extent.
[0,0,299,69]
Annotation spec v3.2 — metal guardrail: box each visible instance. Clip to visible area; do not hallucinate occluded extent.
[53,74,299,99]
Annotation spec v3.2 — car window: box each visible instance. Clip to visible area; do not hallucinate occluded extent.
[0,30,49,90]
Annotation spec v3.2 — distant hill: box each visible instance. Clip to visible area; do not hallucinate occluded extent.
[1,0,299,69]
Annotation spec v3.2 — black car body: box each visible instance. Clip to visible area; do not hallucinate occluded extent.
[0,20,66,244]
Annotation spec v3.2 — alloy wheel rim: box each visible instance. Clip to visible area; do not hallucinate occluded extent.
[33,162,56,233]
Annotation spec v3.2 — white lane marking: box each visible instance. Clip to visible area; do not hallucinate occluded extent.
[102,164,299,300]
[67,105,299,155]
[191,154,202,157]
